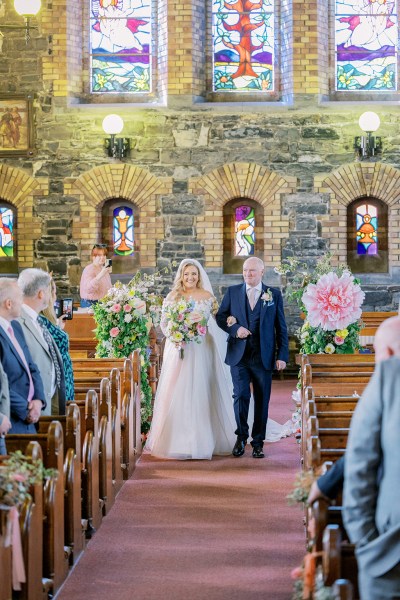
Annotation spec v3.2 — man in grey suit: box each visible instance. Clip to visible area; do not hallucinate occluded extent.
[18,268,65,415]
[343,352,400,599]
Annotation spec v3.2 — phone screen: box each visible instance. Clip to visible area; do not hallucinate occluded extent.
[62,298,73,320]
[54,299,62,319]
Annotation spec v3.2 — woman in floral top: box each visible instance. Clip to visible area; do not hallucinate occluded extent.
[40,280,75,402]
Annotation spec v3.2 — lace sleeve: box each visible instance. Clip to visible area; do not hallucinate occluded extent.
[211,296,219,316]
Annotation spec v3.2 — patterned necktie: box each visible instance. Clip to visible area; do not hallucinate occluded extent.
[248,287,257,310]
[37,317,62,387]
[7,325,34,403]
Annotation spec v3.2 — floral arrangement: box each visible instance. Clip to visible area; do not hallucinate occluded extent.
[287,469,316,506]
[162,298,208,359]
[291,559,335,600]
[93,269,166,431]
[276,254,365,355]
[0,451,55,509]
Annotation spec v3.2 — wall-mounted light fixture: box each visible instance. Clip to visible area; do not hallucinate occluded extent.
[0,0,41,45]
[102,114,131,160]
[355,111,382,160]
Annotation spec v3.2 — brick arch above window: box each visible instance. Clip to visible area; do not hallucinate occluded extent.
[0,164,46,270]
[66,164,172,269]
[315,162,400,270]
[189,162,296,269]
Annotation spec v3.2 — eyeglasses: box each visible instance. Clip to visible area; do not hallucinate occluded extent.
[93,244,107,249]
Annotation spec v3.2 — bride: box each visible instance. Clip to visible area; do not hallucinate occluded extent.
[146,259,291,460]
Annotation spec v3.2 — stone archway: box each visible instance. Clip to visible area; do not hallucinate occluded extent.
[315,162,400,268]
[0,164,46,269]
[66,164,172,269]
[190,162,296,269]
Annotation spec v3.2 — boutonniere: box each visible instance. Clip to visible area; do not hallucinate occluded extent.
[261,289,273,306]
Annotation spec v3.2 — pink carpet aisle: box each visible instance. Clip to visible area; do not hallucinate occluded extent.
[56,379,305,600]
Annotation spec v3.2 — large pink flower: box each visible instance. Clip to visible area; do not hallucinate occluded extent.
[302,271,365,331]
[110,327,120,338]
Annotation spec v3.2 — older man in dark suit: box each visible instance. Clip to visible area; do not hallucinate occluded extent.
[216,256,289,458]
[0,361,11,454]
[0,278,46,433]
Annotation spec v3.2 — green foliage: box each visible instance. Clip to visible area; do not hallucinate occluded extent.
[0,451,56,509]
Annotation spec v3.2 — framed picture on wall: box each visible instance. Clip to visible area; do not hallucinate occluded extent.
[0,95,34,157]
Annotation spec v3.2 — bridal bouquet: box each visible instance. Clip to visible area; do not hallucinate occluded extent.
[162,298,208,359]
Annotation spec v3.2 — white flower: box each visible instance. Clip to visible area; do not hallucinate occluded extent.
[124,314,133,323]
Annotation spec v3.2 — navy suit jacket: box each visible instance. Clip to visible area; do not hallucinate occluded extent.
[216,283,289,370]
[0,320,46,433]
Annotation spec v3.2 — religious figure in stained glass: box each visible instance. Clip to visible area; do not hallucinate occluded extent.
[335,0,397,91]
[90,0,151,93]
[212,0,274,92]
[113,207,134,255]
[0,207,13,257]
[235,205,255,255]
[356,202,378,254]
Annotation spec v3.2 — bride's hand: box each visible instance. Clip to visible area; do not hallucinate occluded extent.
[276,360,286,371]
[227,316,237,327]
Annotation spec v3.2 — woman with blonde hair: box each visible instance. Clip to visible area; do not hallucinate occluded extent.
[40,279,75,402]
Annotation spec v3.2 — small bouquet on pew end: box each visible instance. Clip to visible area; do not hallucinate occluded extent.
[287,469,316,507]
[162,298,208,359]
[291,557,335,600]
[0,451,56,509]
[276,253,365,355]
[93,270,166,429]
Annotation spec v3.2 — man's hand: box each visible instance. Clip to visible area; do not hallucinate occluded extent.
[0,415,11,435]
[307,480,329,505]
[276,360,286,371]
[27,399,43,423]
[236,326,252,339]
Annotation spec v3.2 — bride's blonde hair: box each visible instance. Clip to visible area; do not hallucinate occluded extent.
[170,260,203,298]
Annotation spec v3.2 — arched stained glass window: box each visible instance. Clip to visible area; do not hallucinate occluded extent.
[90,0,152,93]
[335,0,397,91]
[212,0,274,92]
[113,206,134,255]
[356,202,377,254]
[0,206,14,258]
[347,197,388,273]
[235,205,255,256]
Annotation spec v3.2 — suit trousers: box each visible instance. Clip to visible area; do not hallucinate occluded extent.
[0,436,6,455]
[359,561,400,600]
[230,353,272,446]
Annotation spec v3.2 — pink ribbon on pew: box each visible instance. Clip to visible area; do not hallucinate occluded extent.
[4,506,26,591]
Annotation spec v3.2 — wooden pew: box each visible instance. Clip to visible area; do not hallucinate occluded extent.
[98,378,114,515]
[6,422,69,595]
[322,525,358,597]
[0,507,13,600]
[38,404,84,565]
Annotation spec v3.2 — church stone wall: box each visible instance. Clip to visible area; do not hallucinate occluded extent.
[1,0,400,324]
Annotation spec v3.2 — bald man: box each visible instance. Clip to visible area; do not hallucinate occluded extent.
[216,256,289,458]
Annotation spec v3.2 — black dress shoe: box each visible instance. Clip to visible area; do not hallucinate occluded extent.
[232,438,246,457]
[252,445,265,458]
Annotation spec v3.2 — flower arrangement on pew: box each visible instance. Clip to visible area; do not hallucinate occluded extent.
[93,270,165,431]
[0,451,55,509]
[276,254,365,355]
[291,557,335,600]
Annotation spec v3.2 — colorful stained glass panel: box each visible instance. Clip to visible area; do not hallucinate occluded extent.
[90,0,151,93]
[0,207,13,258]
[356,203,378,255]
[113,206,134,255]
[235,205,255,256]
[212,0,274,92]
[335,0,397,91]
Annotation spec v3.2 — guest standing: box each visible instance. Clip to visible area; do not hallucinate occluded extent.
[0,278,46,434]
[80,244,112,308]
[40,279,75,402]
[0,361,11,454]
[17,268,66,415]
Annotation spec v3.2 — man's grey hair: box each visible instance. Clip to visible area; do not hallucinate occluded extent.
[18,268,51,298]
[0,277,19,305]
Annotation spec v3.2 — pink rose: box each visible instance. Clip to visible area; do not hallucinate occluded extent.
[12,473,27,482]
[334,335,345,345]
[196,324,207,336]
[110,327,120,338]
[290,566,303,580]
[177,313,184,321]
[123,304,132,313]
[112,303,121,313]
[187,311,203,324]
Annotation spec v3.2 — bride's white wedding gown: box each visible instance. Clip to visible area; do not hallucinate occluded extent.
[146,298,292,460]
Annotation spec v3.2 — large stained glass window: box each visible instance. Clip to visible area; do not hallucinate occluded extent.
[212,0,274,92]
[0,207,13,258]
[335,0,397,91]
[235,205,255,255]
[90,0,151,93]
[113,206,134,255]
[356,202,377,254]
